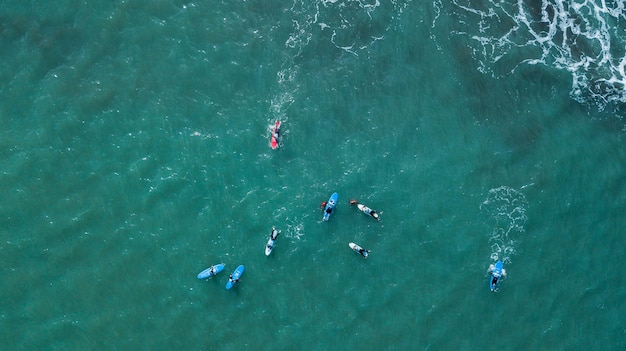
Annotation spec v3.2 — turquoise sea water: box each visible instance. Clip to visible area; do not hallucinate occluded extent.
[1,1,625,350]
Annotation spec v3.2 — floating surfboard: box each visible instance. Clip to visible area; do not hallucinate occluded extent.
[196,263,225,279]
[322,192,339,221]
[349,242,370,258]
[226,265,245,289]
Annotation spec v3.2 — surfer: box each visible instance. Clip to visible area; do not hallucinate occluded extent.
[350,199,380,220]
[270,120,281,149]
[488,262,506,291]
[273,126,280,141]
[369,210,380,220]
[325,200,335,214]
[270,227,281,240]
[488,264,507,277]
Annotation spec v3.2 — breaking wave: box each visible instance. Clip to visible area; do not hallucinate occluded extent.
[434,0,626,114]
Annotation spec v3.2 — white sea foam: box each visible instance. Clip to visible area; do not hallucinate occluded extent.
[438,0,626,112]
[288,0,403,57]
[269,0,411,121]
[480,186,528,263]
[285,216,307,241]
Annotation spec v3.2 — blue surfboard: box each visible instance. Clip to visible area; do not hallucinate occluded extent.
[322,192,339,221]
[226,265,245,289]
[197,263,225,279]
[489,261,504,292]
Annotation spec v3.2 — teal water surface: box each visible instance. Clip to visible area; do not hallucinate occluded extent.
[1,1,625,350]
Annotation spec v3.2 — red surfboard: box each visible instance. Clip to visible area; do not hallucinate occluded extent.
[270,120,281,149]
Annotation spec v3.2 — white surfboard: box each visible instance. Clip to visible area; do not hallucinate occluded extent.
[349,242,370,258]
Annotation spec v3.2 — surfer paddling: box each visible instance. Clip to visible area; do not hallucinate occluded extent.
[350,200,380,220]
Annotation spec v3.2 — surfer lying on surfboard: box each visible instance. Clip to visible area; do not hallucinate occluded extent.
[349,200,380,220]
[320,200,335,215]
[488,263,507,277]
[349,242,370,258]
[324,200,336,215]
[270,120,281,149]
[488,261,507,292]
[321,193,338,221]
[270,227,280,240]
[265,226,281,256]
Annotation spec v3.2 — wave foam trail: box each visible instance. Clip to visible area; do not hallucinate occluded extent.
[438,0,626,112]
[284,216,307,241]
[289,0,409,56]
[480,186,528,263]
[269,0,411,120]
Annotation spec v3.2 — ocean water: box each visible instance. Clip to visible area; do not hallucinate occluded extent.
[1,0,625,350]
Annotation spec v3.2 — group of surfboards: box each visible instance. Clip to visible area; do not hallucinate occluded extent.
[195,122,283,290]
[320,191,382,259]
[196,193,382,290]
[197,121,505,291]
